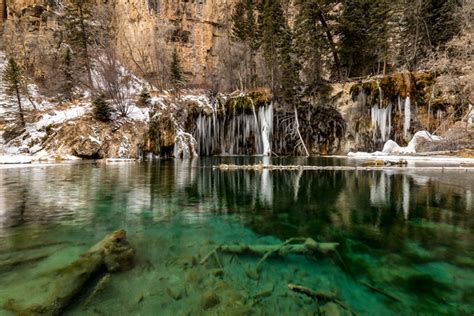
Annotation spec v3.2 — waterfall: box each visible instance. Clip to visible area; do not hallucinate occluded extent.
[371,104,392,142]
[194,103,273,156]
[404,96,411,138]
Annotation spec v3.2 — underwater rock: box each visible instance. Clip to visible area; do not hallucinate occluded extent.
[201,291,220,310]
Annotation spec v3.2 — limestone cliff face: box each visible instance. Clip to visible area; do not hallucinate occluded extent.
[1,0,236,85]
[115,0,235,85]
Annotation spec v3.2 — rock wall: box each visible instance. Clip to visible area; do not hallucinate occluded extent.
[114,0,235,85]
[1,0,236,85]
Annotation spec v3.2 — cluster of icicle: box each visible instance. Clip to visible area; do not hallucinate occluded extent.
[194,101,273,156]
[364,82,412,143]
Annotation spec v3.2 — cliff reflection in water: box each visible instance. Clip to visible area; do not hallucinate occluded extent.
[0,159,472,235]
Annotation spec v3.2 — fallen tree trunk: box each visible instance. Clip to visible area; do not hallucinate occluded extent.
[218,238,339,257]
[3,230,135,316]
[288,283,356,315]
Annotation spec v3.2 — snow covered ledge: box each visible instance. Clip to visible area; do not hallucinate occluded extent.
[0,155,33,164]
[348,131,474,164]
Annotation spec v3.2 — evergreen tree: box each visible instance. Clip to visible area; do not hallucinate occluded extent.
[338,0,391,77]
[231,1,248,42]
[279,28,301,107]
[93,94,111,122]
[399,0,461,70]
[261,0,286,93]
[2,57,26,126]
[231,0,262,88]
[139,88,151,106]
[63,0,95,88]
[61,48,74,101]
[170,48,185,93]
[294,0,332,102]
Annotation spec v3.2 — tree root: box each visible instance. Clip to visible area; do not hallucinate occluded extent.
[3,230,135,316]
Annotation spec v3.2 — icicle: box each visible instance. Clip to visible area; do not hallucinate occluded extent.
[371,104,392,142]
[403,96,411,138]
[194,100,274,156]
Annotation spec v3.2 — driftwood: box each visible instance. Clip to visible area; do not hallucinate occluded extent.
[288,284,356,315]
[288,284,337,301]
[3,230,135,316]
[201,238,339,277]
[218,238,339,257]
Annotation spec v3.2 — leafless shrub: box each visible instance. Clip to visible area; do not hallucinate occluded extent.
[94,52,134,117]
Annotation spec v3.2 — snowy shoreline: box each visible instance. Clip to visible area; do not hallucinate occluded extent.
[1,153,473,168]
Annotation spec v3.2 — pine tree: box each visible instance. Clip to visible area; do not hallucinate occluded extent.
[231,1,248,42]
[170,48,185,93]
[279,28,301,107]
[230,0,262,88]
[261,0,286,93]
[139,88,151,106]
[338,0,391,77]
[294,0,332,102]
[93,94,111,122]
[63,0,95,88]
[61,48,74,101]
[2,57,26,126]
[399,0,461,70]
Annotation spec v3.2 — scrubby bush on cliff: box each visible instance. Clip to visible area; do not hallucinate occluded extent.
[93,94,111,122]
[138,88,151,106]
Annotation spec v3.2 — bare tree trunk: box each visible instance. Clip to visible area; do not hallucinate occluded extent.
[15,86,25,126]
[316,6,342,81]
[294,106,309,157]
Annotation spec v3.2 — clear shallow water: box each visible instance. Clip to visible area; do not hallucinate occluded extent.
[0,157,473,315]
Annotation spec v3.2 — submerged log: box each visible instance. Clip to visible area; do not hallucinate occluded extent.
[288,284,356,315]
[218,238,339,257]
[3,230,135,316]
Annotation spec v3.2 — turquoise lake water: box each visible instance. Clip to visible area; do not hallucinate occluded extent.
[0,157,473,315]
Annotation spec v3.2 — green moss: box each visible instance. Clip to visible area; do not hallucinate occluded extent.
[362,81,378,95]
[349,84,361,101]
[379,76,397,100]
[222,92,270,115]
